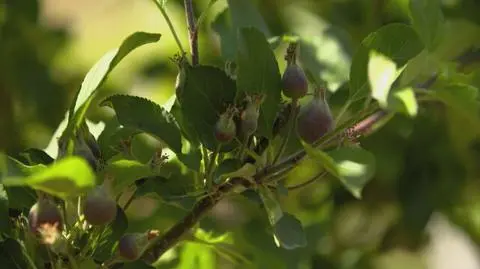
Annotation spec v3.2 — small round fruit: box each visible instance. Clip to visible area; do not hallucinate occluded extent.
[281,64,308,100]
[296,90,334,144]
[28,199,63,233]
[118,234,139,260]
[83,186,117,226]
[240,96,261,136]
[214,111,237,143]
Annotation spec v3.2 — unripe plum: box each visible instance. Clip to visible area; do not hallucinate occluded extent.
[281,64,308,100]
[296,89,334,144]
[28,199,63,233]
[83,186,117,226]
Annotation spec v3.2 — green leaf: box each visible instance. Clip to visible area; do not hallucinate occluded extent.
[286,7,351,91]
[429,83,480,129]
[170,99,200,146]
[227,0,270,37]
[409,0,445,51]
[349,23,423,100]
[179,65,237,151]
[98,125,140,161]
[211,9,237,61]
[258,185,283,226]
[2,157,96,199]
[101,158,156,196]
[303,143,340,178]
[19,148,54,165]
[94,206,128,262]
[213,158,242,184]
[212,0,270,60]
[1,156,40,209]
[388,87,419,117]
[177,243,215,269]
[102,94,182,153]
[305,145,376,199]
[62,32,161,155]
[123,261,155,269]
[368,50,403,106]
[328,147,376,199]
[273,213,307,250]
[0,238,35,269]
[236,27,282,138]
[0,185,10,235]
[215,161,256,184]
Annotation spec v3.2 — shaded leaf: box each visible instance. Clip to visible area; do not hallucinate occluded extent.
[236,27,282,138]
[0,238,34,269]
[19,148,54,165]
[409,0,445,51]
[2,157,95,199]
[123,260,155,269]
[214,158,242,184]
[0,184,10,235]
[349,23,423,100]
[212,0,270,60]
[179,65,237,151]
[101,158,156,196]
[258,185,283,226]
[102,94,182,153]
[429,83,480,130]
[273,213,307,250]
[93,206,128,262]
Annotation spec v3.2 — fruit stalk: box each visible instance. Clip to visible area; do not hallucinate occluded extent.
[273,98,298,164]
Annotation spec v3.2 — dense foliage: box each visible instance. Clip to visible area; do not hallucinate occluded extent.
[1,0,480,268]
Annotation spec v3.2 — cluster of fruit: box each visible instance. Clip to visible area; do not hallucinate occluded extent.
[214,43,335,146]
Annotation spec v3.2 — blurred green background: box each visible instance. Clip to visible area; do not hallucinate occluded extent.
[2,0,480,268]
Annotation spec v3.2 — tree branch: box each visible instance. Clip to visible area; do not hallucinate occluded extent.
[113,47,480,267]
[184,0,199,65]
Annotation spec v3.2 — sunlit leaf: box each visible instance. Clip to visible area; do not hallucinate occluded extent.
[286,6,351,91]
[2,157,95,199]
[305,145,376,199]
[368,51,401,106]
[350,23,423,101]
[237,27,282,138]
[62,32,161,155]
[388,87,418,117]
[273,213,307,250]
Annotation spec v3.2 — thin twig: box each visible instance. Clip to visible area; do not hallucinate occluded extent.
[286,171,328,191]
[184,0,199,65]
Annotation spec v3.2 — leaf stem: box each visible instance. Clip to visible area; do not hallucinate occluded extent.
[150,0,186,55]
[273,99,298,164]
